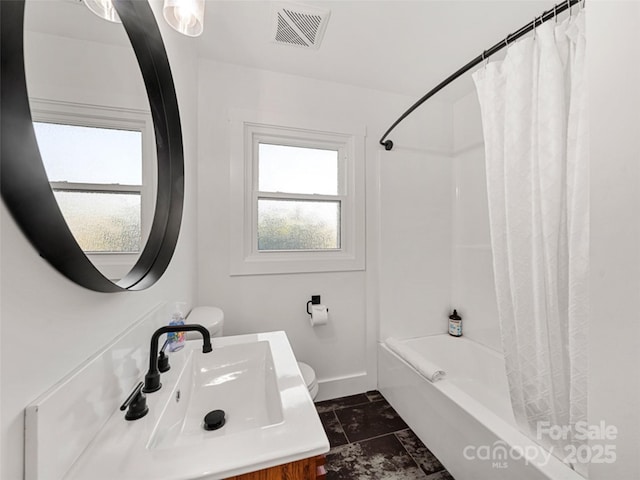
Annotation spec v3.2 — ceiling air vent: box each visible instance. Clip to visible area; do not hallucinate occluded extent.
[272,3,331,50]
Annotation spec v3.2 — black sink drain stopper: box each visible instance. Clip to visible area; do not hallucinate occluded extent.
[203,409,226,431]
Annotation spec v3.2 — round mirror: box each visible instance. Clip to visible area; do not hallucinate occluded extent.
[24,0,157,282]
[0,0,184,292]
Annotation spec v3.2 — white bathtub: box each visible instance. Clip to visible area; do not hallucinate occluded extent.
[378,334,584,480]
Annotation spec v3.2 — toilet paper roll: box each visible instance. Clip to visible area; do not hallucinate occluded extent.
[310,304,329,326]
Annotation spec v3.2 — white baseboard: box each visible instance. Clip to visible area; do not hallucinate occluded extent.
[315,372,374,402]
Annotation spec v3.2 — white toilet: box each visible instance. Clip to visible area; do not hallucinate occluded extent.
[185,306,224,338]
[298,361,319,400]
[184,306,319,400]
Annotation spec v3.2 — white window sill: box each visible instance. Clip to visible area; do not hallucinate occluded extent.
[230,249,364,276]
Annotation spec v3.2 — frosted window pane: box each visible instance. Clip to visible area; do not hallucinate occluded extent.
[33,122,142,185]
[258,143,338,195]
[53,191,141,253]
[258,199,340,251]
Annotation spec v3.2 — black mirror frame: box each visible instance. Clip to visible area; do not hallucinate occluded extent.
[0,0,184,292]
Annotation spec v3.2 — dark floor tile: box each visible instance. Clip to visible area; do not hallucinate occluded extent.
[395,429,445,476]
[315,393,370,413]
[335,399,408,443]
[365,390,385,402]
[319,411,349,448]
[425,470,455,480]
[326,434,428,480]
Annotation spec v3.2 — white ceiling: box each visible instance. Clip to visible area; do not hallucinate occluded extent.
[26,0,560,101]
[197,1,556,100]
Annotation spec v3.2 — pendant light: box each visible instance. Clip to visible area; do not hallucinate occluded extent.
[163,0,205,37]
[83,0,121,23]
[83,0,205,37]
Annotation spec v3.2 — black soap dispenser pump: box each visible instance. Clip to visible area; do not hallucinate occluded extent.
[448,309,462,337]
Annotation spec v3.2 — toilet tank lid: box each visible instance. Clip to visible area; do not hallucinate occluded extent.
[186,306,224,332]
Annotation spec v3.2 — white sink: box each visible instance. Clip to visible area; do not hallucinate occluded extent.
[62,331,329,480]
[148,341,284,450]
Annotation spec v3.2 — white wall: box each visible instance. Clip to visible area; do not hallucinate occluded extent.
[378,85,498,349]
[0,4,199,479]
[378,147,453,341]
[376,87,454,343]
[588,2,640,478]
[196,59,453,399]
[451,91,500,352]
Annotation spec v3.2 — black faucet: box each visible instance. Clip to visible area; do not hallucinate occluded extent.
[142,324,213,393]
[157,339,171,373]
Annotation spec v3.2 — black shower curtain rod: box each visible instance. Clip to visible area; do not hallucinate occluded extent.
[379,0,583,151]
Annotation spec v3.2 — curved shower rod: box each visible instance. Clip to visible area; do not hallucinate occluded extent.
[379,0,583,151]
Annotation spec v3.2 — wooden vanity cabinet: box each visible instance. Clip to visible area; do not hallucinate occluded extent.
[225,455,326,480]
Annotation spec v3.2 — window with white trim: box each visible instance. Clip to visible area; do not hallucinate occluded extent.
[30,99,155,280]
[230,112,365,275]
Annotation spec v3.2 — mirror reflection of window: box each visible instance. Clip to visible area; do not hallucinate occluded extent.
[33,120,150,280]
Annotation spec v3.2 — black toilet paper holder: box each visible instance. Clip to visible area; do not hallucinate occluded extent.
[306,295,325,316]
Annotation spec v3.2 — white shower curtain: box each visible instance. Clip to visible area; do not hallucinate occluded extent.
[473,11,588,475]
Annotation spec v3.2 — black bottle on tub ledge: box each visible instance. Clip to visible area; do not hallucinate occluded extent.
[448,309,462,337]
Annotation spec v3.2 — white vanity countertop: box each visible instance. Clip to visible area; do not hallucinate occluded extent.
[62,331,329,480]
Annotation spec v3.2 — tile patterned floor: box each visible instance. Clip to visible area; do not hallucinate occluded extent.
[315,391,455,480]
